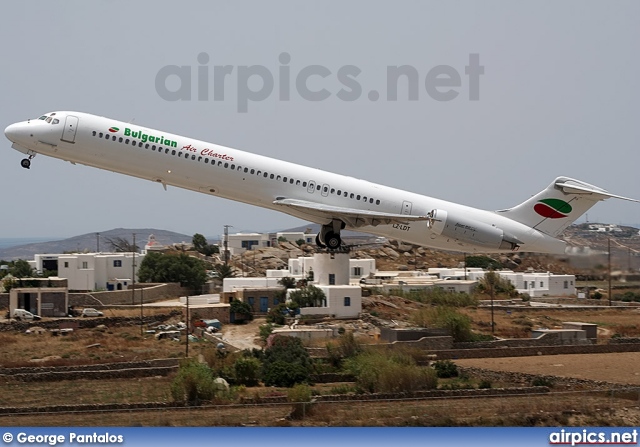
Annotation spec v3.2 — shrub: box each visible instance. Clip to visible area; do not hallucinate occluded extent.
[233,356,262,386]
[415,307,474,342]
[287,384,314,419]
[531,377,554,388]
[345,350,437,393]
[259,323,274,341]
[170,360,218,405]
[432,359,458,378]
[478,379,493,389]
[262,335,312,387]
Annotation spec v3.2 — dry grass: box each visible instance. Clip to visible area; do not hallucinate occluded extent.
[462,307,640,340]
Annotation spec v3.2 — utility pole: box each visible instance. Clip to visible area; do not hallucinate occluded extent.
[223,225,232,266]
[132,233,136,306]
[96,233,100,253]
[608,237,612,307]
[185,294,190,358]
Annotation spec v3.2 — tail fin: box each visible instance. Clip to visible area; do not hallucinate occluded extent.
[496,177,638,237]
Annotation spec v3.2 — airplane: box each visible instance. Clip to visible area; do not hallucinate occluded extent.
[4,111,638,254]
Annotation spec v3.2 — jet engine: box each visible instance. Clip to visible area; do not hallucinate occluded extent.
[426,209,522,251]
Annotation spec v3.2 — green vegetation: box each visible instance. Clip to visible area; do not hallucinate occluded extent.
[170,360,219,405]
[262,335,313,387]
[230,300,253,321]
[411,307,474,342]
[192,233,219,256]
[345,349,438,393]
[465,255,502,270]
[477,270,518,297]
[387,288,478,307]
[211,263,235,280]
[432,359,459,378]
[289,285,326,308]
[138,252,208,291]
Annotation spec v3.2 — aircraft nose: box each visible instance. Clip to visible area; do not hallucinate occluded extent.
[4,123,21,143]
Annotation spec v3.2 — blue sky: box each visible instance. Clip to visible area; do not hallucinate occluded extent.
[1,1,638,239]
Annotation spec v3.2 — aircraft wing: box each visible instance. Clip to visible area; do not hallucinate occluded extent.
[273,198,428,228]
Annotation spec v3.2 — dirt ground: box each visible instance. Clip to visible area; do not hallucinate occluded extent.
[456,352,640,385]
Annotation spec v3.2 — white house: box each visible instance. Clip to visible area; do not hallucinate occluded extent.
[34,252,143,291]
[226,233,272,255]
[287,256,375,283]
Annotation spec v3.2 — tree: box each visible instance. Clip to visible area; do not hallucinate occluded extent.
[465,255,502,270]
[105,237,139,253]
[278,277,297,289]
[192,233,219,256]
[289,285,326,308]
[138,252,208,291]
[262,335,312,387]
[230,300,253,321]
[10,260,33,278]
[212,263,235,280]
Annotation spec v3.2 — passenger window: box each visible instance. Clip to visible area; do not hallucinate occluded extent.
[337,190,341,195]
[290,179,294,184]
[264,172,268,177]
[112,136,116,141]
[270,174,275,179]
[277,175,281,181]
[152,145,156,150]
[250,169,254,174]
[99,132,104,138]
[357,195,361,200]
[145,143,149,149]
[230,164,235,169]
[205,158,209,163]
[125,139,130,144]
[119,137,123,143]
[350,193,354,199]
[192,155,196,160]
[132,141,137,146]
[363,196,367,201]
[178,152,183,157]
[302,182,307,187]
[224,163,229,168]
[244,167,248,173]
[198,156,202,162]
[369,198,374,203]
[376,199,380,205]
[92,131,97,136]
[296,180,300,185]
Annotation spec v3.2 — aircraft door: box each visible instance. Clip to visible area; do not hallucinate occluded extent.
[307,180,316,194]
[402,201,413,215]
[61,115,79,143]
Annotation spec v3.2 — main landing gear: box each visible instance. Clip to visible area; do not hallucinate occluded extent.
[21,154,35,169]
[315,220,345,250]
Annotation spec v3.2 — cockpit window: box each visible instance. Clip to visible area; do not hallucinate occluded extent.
[52,119,59,124]
[46,117,52,123]
[38,116,47,120]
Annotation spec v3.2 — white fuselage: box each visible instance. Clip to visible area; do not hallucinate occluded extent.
[4,111,568,254]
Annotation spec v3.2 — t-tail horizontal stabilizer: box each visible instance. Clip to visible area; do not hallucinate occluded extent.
[496,177,639,237]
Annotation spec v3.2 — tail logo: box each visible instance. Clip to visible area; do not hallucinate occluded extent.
[534,198,572,219]
[108,127,119,133]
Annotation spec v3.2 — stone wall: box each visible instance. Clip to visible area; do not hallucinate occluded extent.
[426,342,640,360]
[454,332,592,349]
[0,359,180,382]
[0,312,181,332]
[458,366,640,390]
[69,283,188,306]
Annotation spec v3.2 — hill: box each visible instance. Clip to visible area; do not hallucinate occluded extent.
[0,228,192,260]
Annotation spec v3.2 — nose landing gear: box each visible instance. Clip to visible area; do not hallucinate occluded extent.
[21,154,35,169]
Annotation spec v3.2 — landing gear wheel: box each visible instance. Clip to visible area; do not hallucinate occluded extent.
[324,231,342,250]
[21,158,31,169]
[315,234,326,248]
